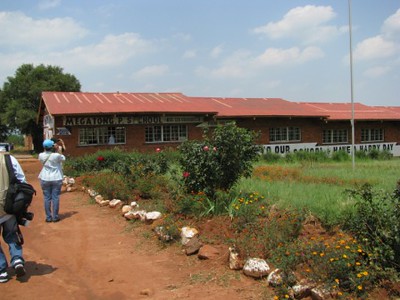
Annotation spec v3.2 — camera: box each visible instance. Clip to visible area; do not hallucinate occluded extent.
[18,211,34,226]
[24,212,34,221]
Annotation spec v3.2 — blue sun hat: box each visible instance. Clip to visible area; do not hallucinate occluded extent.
[43,139,54,149]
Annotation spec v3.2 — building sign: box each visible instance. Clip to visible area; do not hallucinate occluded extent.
[262,142,400,157]
[63,115,203,126]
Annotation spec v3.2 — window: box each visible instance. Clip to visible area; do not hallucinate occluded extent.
[361,128,384,142]
[145,125,188,143]
[269,127,300,142]
[322,129,348,144]
[79,127,126,146]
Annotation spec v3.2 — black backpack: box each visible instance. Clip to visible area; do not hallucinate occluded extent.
[4,154,36,219]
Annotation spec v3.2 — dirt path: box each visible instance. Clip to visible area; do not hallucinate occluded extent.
[1,157,266,300]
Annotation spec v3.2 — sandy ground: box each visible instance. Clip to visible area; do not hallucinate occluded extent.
[0,157,266,300]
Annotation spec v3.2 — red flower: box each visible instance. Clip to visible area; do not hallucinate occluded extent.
[183,171,190,178]
[97,156,105,162]
[156,148,161,152]
[203,145,209,151]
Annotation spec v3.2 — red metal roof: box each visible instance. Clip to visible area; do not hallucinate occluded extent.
[42,92,217,115]
[302,102,400,121]
[41,92,400,121]
[189,97,327,118]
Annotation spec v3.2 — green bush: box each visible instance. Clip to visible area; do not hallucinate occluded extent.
[262,152,282,163]
[332,150,350,162]
[344,182,400,272]
[82,169,132,200]
[178,122,262,199]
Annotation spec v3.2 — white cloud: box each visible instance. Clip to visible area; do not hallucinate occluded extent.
[252,5,343,44]
[363,66,391,78]
[0,11,88,50]
[262,80,281,89]
[382,8,400,39]
[207,50,253,79]
[173,33,192,41]
[197,46,324,80]
[253,46,324,66]
[64,33,154,67]
[133,65,169,78]
[38,0,61,10]
[183,50,196,59]
[354,35,397,60]
[353,9,400,62]
[210,45,223,58]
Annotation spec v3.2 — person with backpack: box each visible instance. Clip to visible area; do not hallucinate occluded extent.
[0,153,27,283]
[38,139,66,223]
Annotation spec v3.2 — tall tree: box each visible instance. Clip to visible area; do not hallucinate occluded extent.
[0,64,81,152]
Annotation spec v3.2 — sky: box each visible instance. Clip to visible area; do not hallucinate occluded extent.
[0,0,399,106]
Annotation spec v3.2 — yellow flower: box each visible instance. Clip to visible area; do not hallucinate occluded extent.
[273,296,279,300]
[312,251,317,255]
[319,252,325,257]
[355,262,361,266]
[330,258,335,262]
[345,245,351,249]
[357,273,362,278]
[335,278,340,284]
[363,271,369,276]
[338,292,343,296]
[357,285,363,290]
[284,295,289,299]
[342,254,348,259]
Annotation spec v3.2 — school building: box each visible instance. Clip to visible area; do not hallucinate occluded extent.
[38,92,400,157]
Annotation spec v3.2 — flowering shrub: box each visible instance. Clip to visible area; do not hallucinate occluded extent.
[344,183,400,272]
[179,122,261,199]
[229,191,268,231]
[175,191,209,217]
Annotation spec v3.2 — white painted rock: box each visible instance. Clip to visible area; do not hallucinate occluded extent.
[130,201,139,208]
[229,246,243,270]
[180,226,199,245]
[243,258,270,278]
[99,200,110,207]
[267,268,284,286]
[145,211,162,221]
[121,205,132,215]
[154,226,173,242]
[94,194,103,203]
[66,186,77,192]
[124,210,146,221]
[109,199,123,208]
[89,189,98,197]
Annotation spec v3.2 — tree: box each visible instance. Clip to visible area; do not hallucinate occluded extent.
[0,64,81,152]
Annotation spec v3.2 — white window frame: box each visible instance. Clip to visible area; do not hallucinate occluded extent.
[269,127,301,143]
[361,128,384,142]
[78,126,126,146]
[145,125,188,143]
[322,129,348,144]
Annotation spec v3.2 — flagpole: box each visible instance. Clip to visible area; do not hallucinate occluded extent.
[348,0,356,170]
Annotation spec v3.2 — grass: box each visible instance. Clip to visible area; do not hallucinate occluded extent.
[236,158,400,227]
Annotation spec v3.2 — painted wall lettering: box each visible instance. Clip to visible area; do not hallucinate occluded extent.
[262,142,400,157]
